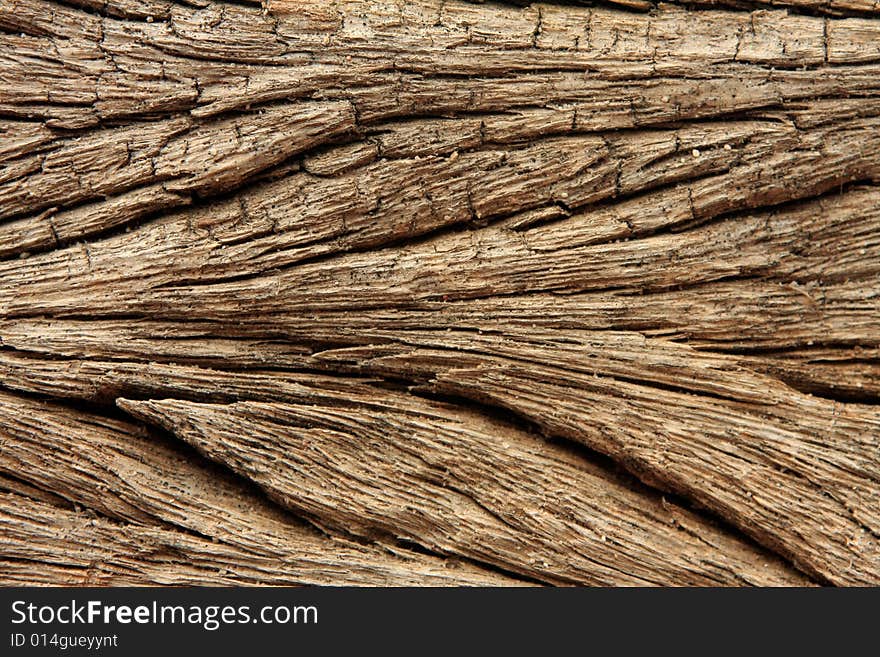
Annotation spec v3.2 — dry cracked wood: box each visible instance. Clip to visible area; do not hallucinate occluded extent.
[312,334,880,585]
[118,387,808,586]
[0,390,514,585]
[1,0,878,586]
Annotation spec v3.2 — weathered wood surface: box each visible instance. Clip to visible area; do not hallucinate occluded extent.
[119,388,808,586]
[1,0,878,586]
[0,391,513,585]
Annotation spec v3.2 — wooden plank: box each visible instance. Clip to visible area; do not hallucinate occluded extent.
[1,0,878,586]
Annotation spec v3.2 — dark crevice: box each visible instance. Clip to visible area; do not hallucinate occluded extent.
[138,175,879,304]
[478,0,880,20]
[2,85,878,262]
[34,0,880,21]
[692,333,880,354]
[295,514,548,586]
[0,383,521,583]
[757,373,880,404]
[0,471,77,512]
[409,387,824,585]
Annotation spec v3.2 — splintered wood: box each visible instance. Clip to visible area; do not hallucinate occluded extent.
[0,0,878,586]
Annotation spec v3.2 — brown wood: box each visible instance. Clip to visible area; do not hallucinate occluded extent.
[1,0,878,586]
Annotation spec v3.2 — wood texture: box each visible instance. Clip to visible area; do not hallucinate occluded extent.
[0,391,513,586]
[1,0,878,586]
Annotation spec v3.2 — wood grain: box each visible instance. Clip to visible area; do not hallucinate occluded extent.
[1,0,878,586]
